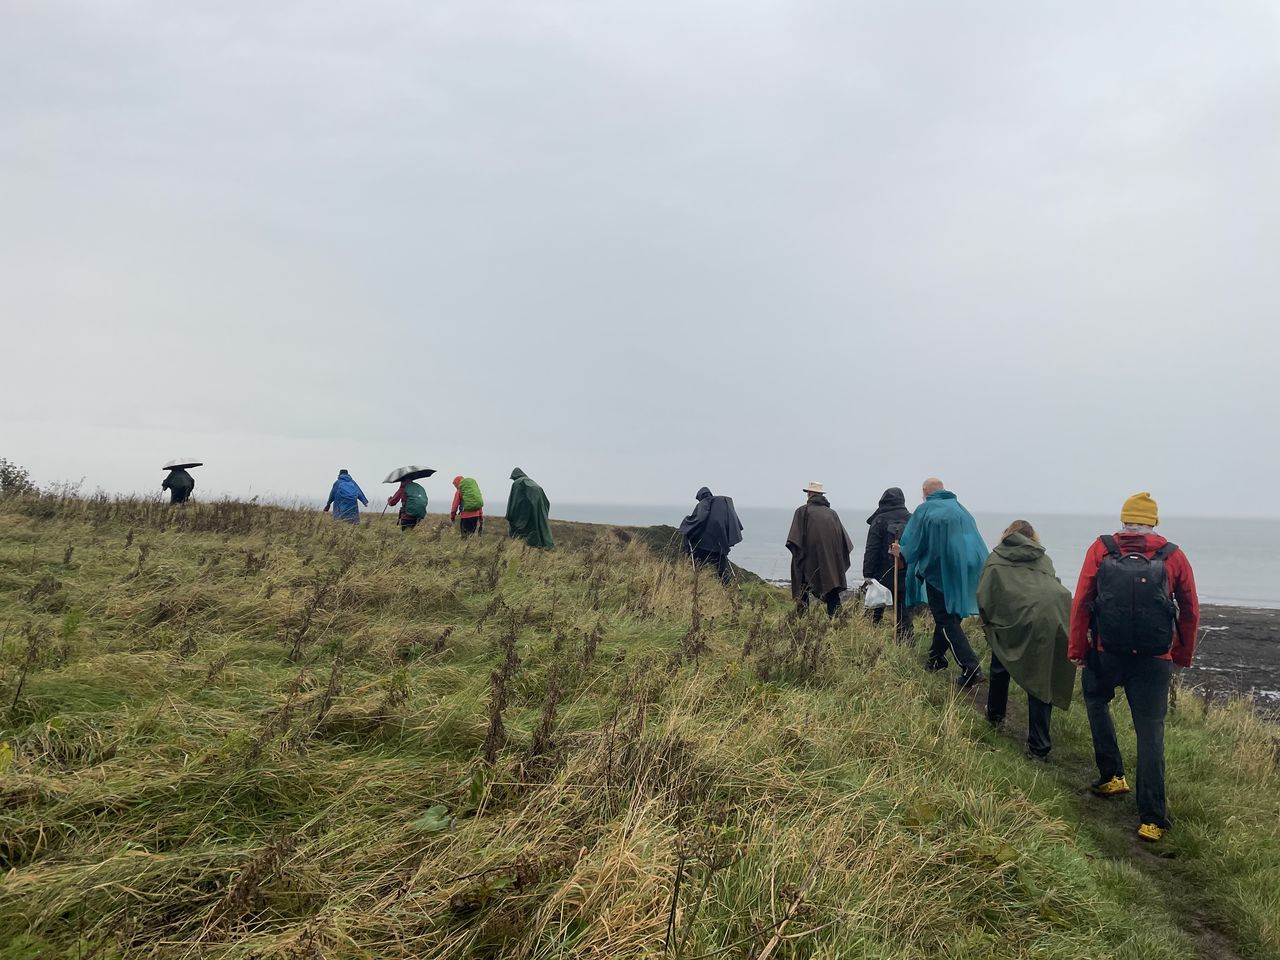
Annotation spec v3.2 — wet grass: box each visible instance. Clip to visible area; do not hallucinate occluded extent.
[0,491,1277,959]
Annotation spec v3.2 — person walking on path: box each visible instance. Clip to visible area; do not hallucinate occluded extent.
[387,478,429,530]
[678,487,744,584]
[505,468,554,549]
[324,469,368,524]
[786,482,853,617]
[1069,492,1199,842]
[162,467,195,505]
[978,520,1076,761]
[451,475,485,538]
[863,487,915,642]
[894,478,987,687]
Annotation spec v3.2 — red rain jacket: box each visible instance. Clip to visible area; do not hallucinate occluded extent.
[1068,532,1200,667]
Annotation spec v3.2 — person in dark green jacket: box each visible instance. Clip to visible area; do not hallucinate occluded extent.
[976,520,1077,761]
[505,468,554,549]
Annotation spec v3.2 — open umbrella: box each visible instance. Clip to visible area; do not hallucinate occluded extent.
[383,466,436,484]
[163,459,203,471]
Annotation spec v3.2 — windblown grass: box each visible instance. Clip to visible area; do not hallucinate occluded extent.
[0,492,1277,959]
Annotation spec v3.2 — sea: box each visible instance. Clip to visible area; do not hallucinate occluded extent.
[547,503,1280,610]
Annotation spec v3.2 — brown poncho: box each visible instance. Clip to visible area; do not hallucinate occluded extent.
[786,494,854,600]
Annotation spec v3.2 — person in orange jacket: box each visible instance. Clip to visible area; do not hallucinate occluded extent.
[450,475,484,538]
[1068,492,1199,843]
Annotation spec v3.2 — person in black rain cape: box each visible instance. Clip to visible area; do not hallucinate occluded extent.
[678,487,744,584]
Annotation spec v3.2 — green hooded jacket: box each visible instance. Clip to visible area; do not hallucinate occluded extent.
[505,468,554,549]
[976,533,1076,710]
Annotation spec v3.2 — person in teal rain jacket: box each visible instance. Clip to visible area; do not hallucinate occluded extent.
[894,478,989,687]
[324,469,368,524]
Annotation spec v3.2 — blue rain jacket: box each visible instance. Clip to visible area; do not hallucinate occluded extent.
[326,474,368,523]
[897,490,988,617]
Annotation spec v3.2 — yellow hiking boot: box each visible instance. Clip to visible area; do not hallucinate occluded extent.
[1137,823,1165,842]
[1090,775,1131,798]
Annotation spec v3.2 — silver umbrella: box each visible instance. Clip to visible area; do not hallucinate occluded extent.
[163,459,203,471]
[383,466,436,483]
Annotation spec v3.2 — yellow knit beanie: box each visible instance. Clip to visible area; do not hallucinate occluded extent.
[1121,492,1159,527]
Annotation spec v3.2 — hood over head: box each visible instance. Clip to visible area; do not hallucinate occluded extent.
[510,468,527,481]
[452,475,463,488]
[696,487,712,501]
[338,469,349,476]
[993,532,1046,564]
[867,487,908,524]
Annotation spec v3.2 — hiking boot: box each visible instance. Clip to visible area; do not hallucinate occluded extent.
[956,669,985,690]
[1137,823,1165,842]
[1090,775,1131,798]
[925,659,948,672]
[1025,750,1049,764]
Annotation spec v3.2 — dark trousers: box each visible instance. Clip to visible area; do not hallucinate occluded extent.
[925,583,981,676]
[1082,651,1173,827]
[987,652,1053,757]
[398,515,420,530]
[870,574,914,643]
[799,588,842,617]
[692,548,731,584]
[459,516,483,538]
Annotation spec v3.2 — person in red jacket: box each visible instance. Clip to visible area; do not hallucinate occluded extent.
[450,475,484,538]
[1069,492,1199,843]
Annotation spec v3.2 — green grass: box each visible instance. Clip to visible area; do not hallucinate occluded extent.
[0,492,1277,959]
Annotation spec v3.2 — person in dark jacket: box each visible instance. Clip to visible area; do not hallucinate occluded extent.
[786,482,853,616]
[1068,492,1199,843]
[863,487,914,642]
[162,468,194,505]
[324,469,368,524]
[678,487,744,584]
[506,468,554,549]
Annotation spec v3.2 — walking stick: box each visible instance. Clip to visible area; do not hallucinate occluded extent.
[892,547,899,641]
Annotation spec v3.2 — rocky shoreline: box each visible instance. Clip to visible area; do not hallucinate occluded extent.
[1186,604,1280,716]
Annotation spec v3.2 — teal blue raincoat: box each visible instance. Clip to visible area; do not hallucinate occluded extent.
[897,490,988,617]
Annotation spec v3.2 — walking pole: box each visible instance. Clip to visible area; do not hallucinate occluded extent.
[892,546,899,641]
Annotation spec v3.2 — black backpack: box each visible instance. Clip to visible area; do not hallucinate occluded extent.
[1091,536,1178,656]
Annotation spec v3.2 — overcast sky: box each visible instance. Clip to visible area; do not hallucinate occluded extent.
[3,1,1277,517]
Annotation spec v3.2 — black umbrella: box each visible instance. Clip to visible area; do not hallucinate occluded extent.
[163,459,203,471]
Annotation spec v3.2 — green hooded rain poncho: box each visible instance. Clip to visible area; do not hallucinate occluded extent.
[505,468,554,549]
[976,533,1076,710]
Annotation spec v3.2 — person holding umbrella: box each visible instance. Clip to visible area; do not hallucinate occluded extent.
[162,459,201,505]
[384,466,434,530]
[324,469,368,524]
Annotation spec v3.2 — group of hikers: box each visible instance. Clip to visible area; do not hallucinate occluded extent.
[680,478,1199,844]
[320,467,555,548]
[161,462,555,549]
[165,458,1198,842]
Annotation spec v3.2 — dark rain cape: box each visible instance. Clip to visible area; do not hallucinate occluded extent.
[786,494,854,600]
[678,487,744,555]
[505,468,554,549]
[327,474,368,522]
[976,533,1076,710]
[897,490,987,617]
[162,469,194,504]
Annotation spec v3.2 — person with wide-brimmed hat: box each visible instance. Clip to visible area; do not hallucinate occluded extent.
[786,482,853,617]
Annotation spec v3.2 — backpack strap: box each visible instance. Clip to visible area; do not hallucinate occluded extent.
[1152,542,1178,561]
[1099,535,1121,558]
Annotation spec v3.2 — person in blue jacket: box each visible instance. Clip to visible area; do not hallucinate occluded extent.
[324,469,368,524]
[893,477,988,687]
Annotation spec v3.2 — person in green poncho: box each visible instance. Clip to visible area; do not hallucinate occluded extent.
[977,520,1077,761]
[505,468,554,549]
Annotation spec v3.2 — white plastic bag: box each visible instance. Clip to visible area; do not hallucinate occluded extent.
[863,578,892,609]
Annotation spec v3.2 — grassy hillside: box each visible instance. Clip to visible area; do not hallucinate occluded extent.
[0,494,1277,959]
